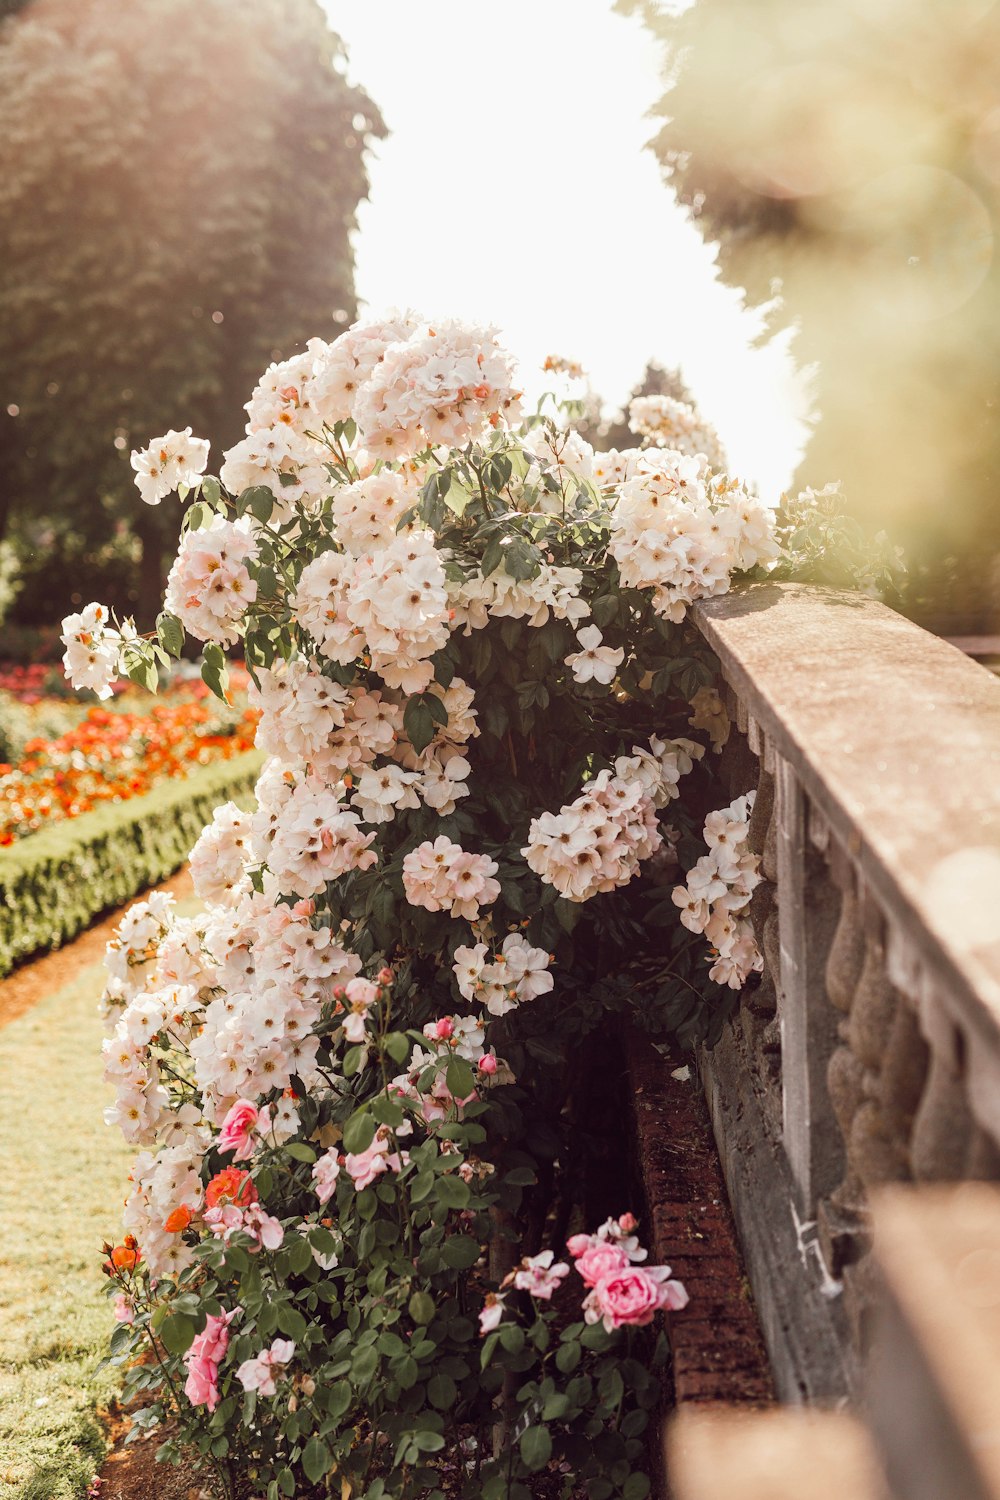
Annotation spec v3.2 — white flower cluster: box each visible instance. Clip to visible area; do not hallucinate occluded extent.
[293,530,449,694]
[262,778,377,899]
[102,981,200,1145]
[629,394,727,472]
[453,932,554,1016]
[403,835,501,921]
[448,563,590,633]
[522,738,701,903]
[521,423,595,486]
[330,469,418,555]
[164,517,258,646]
[70,315,807,1292]
[609,453,778,623]
[103,892,178,1013]
[522,774,659,903]
[223,314,522,500]
[592,448,645,488]
[352,318,523,460]
[672,792,764,989]
[124,1141,206,1278]
[130,427,210,506]
[60,602,127,700]
[188,803,256,909]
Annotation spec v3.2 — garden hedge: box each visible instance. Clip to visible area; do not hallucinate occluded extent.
[0,749,263,977]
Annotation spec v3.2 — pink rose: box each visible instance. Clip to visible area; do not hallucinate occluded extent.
[184,1354,219,1410]
[566,1233,594,1258]
[574,1240,631,1289]
[183,1310,235,1411]
[345,1135,401,1192]
[218,1099,259,1161]
[112,1294,135,1325]
[586,1266,682,1331]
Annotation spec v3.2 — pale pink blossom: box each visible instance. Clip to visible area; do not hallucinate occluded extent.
[235,1338,296,1397]
[217,1099,259,1161]
[513,1250,570,1300]
[312,1149,342,1206]
[183,1309,237,1411]
[479,1293,507,1336]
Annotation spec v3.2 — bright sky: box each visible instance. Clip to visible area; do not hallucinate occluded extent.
[322,0,810,496]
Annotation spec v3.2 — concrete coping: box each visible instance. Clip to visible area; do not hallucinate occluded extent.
[666,1406,886,1499]
[692,583,1000,1062]
[870,1185,1000,1500]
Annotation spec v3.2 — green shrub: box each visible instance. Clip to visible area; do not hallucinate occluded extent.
[0,749,262,976]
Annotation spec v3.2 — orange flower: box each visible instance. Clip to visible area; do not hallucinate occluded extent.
[164,1204,194,1234]
[110,1238,141,1271]
[205,1166,258,1210]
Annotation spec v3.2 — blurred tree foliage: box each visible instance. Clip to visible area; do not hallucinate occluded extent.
[0,0,383,624]
[580,361,696,452]
[619,0,1000,628]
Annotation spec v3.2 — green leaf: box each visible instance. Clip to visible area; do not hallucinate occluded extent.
[555,1341,581,1374]
[384,1031,410,1065]
[408,1290,435,1325]
[428,1372,457,1408]
[343,1044,366,1078]
[435,1174,471,1210]
[125,651,158,693]
[301,1437,332,1484]
[622,1473,651,1499]
[284,1142,316,1164]
[352,1345,379,1385]
[445,1056,475,1099]
[403,694,437,754]
[201,642,230,702]
[277,1303,307,1341]
[284,1237,313,1277]
[519,1425,552,1473]
[440,1235,481,1270]
[410,1430,446,1453]
[590,595,619,627]
[159,1312,197,1357]
[155,612,184,659]
[343,1110,376,1155]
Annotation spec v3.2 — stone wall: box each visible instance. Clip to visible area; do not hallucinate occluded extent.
[687,583,1000,1403]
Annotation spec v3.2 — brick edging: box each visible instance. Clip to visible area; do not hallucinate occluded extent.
[626,1028,774,1407]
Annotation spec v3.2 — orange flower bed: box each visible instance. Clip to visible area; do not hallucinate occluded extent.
[0,677,259,845]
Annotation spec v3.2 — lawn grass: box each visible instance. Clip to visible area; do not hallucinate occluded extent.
[0,900,199,1499]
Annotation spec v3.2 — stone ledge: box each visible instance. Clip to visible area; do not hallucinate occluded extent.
[666,1406,887,1500]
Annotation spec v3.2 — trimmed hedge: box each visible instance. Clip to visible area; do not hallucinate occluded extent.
[0,749,263,977]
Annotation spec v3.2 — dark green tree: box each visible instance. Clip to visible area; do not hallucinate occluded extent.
[0,0,384,621]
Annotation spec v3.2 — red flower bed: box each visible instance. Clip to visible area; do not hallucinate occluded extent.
[0,672,259,844]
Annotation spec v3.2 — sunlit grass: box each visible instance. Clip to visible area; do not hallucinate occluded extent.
[0,900,198,1499]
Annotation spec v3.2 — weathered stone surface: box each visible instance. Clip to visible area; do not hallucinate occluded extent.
[870,1185,1000,1500]
[694,584,1000,1137]
[666,1406,887,1500]
[698,1022,855,1401]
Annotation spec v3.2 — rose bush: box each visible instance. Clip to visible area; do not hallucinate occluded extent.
[66,315,874,1497]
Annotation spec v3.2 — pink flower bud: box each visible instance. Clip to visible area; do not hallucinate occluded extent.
[618,1212,638,1234]
[435,1018,454,1040]
[377,967,393,986]
[478,1054,497,1076]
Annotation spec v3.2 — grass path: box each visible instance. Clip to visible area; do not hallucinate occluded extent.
[0,894,198,1500]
